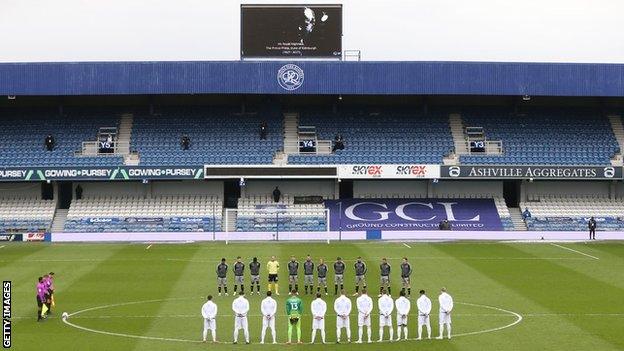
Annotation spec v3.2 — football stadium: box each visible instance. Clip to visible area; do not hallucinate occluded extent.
[1,1,624,350]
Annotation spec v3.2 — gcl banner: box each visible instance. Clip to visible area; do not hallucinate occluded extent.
[325,198,503,231]
[441,165,622,179]
[337,165,441,179]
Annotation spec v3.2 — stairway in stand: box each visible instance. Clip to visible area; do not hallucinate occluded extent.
[509,208,527,231]
[51,209,69,232]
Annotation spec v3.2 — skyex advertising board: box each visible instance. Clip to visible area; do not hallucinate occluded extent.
[441,165,622,180]
[337,164,441,179]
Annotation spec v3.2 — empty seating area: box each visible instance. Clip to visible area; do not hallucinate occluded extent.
[0,106,619,168]
[236,195,327,232]
[521,195,624,231]
[0,109,123,167]
[289,109,453,164]
[65,195,222,232]
[132,107,282,166]
[460,109,619,165]
[493,197,514,230]
[0,197,55,233]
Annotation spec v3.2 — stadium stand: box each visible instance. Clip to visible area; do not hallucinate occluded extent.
[288,109,453,164]
[0,109,123,167]
[131,107,283,166]
[0,197,55,233]
[235,195,328,232]
[460,108,619,165]
[64,195,222,232]
[521,195,624,231]
[1,107,617,169]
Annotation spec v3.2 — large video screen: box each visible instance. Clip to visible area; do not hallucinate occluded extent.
[241,4,342,59]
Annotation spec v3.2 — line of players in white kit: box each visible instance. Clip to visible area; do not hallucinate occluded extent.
[200,287,454,344]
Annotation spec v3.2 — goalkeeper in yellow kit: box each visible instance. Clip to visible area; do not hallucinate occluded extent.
[286,290,303,344]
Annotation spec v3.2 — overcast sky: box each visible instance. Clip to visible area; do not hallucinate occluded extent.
[1,0,622,63]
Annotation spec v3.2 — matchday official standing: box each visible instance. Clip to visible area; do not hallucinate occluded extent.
[36,277,46,321]
[588,217,597,240]
[267,256,280,295]
[43,273,55,313]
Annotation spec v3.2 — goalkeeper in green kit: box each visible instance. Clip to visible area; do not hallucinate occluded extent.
[286,289,303,344]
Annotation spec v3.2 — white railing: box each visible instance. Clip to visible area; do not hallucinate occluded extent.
[485,140,503,154]
[98,126,118,137]
[298,125,317,135]
[343,50,361,61]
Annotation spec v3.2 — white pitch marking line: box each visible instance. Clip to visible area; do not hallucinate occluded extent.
[402,243,412,248]
[0,245,5,249]
[550,243,599,260]
[25,312,623,321]
[146,244,152,250]
[62,298,522,344]
[0,256,592,263]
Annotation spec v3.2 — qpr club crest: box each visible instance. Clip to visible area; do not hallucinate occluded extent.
[277,64,304,91]
[448,166,461,177]
[603,166,615,178]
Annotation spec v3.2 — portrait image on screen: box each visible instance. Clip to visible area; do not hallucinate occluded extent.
[241,4,342,58]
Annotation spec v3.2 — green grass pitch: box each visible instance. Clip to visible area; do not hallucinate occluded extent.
[2,241,624,350]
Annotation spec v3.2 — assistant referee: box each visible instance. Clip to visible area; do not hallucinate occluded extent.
[267,255,280,296]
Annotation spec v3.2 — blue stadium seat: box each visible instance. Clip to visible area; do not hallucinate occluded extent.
[459,108,618,165]
[289,108,453,165]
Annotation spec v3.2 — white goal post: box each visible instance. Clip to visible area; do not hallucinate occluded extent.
[223,208,331,244]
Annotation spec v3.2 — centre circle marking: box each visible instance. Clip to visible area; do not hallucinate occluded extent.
[62,298,522,344]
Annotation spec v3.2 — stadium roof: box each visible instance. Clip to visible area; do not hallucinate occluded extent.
[0,61,623,97]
